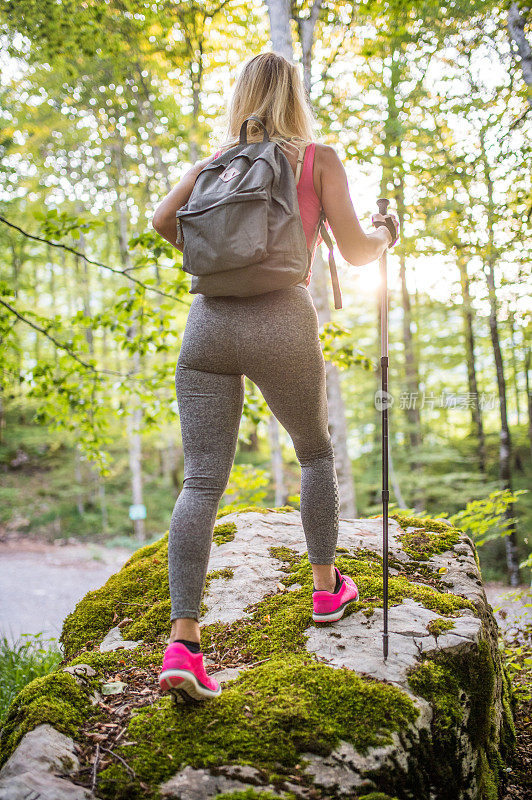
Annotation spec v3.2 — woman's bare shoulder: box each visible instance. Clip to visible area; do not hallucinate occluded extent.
[314,143,344,201]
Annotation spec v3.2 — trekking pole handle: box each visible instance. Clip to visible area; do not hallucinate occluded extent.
[374,198,398,248]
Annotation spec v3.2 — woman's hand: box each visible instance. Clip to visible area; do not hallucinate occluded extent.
[371,212,399,248]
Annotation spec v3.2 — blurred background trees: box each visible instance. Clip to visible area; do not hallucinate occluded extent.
[0,0,530,584]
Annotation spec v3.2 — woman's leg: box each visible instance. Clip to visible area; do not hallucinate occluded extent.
[241,288,339,587]
[168,363,244,641]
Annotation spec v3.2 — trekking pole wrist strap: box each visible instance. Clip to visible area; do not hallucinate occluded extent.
[318,214,342,310]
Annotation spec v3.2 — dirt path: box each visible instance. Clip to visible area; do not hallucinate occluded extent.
[0,539,131,645]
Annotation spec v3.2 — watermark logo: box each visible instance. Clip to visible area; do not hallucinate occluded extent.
[373,390,499,411]
[375,390,394,410]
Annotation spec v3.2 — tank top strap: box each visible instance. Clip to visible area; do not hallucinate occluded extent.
[295,145,306,184]
[296,143,318,192]
[302,142,315,180]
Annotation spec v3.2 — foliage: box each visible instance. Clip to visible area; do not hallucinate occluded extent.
[221,464,270,509]
[449,489,528,547]
[0,633,62,723]
[319,321,374,371]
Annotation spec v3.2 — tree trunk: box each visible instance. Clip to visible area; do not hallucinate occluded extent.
[485,260,520,585]
[525,343,532,459]
[269,415,286,506]
[508,312,522,425]
[74,444,85,516]
[76,216,94,352]
[93,467,108,535]
[266,0,294,64]
[396,163,423,513]
[376,294,406,510]
[311,249,357,517]
[480,131,520,586]
[381,51,424,510]
[457,253,487,473]
[114,143,145,542]
[508,2,532,107]
[266,0,357,518]
[388,429,406,509]
[239,378,260,453]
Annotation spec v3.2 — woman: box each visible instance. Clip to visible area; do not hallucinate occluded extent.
[152,51,398,701]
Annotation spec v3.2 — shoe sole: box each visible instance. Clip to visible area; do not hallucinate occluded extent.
[312,589,359,622]
[159,668,222,700]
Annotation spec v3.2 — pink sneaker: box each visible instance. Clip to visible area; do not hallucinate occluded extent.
[159,642,222,700]
[312,566,359,622]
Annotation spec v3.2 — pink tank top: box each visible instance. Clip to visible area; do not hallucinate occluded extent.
[212,143,323,288]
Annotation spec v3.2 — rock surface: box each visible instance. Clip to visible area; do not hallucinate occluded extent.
[99,625,141,652]
[0,724,100,800]
[0,509,516,800]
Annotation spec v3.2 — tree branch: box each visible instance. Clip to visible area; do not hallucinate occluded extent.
[0,297,144,380]
[0,216,187,304]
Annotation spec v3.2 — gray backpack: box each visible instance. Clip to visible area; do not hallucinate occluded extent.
[176,115,342,309]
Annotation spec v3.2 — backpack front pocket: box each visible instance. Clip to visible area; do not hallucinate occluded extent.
[177,188,269,275]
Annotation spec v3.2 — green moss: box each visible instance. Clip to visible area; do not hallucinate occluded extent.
[59,512,301,658]
[359,794,400,800]
[392,514,457,535]
[407,640,508,798]
[201,548,473,664]
[391,514,461,560]
[60,533,170,658]
[59,509,475,670]
[269,546,302,567]
[59,528,239,657]
[427,618,456,638]
[216,505,296,519]
[214,792,294,800]
[213,522,237,545]
[208,567,235,581]
[0,671,96,768]
[68,643,165,678]
[122,534,168,567]
[126,599,172,640]
[500,668,517,756]
[96,655,417,799]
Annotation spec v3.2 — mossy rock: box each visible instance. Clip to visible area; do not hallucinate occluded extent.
[0,671,98,768]
[0,509,516,800]
[391,513,462,560]
[407,639,515,799]
[95,655,417,799]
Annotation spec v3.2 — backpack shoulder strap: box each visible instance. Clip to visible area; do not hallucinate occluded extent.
[317,210,342,310]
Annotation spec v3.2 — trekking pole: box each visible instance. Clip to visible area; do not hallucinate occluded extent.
[376,197,390,662]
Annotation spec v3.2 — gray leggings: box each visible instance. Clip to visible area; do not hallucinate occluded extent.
[169,284,339,621]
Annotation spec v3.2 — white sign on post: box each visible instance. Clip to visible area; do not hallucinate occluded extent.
[129,504,147,521]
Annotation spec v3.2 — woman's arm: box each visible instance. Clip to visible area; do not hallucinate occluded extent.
[152,154,217,250]
[318,145,396,266]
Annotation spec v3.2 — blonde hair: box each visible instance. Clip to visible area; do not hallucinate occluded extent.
[215,51,318,158]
